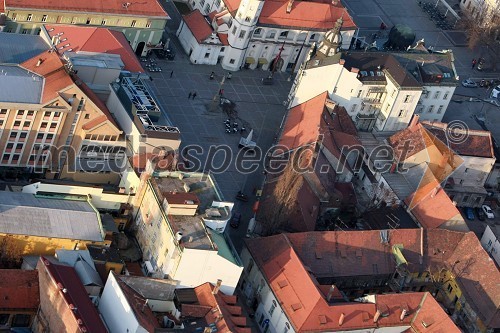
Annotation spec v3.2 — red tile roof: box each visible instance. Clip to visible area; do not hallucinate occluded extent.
[114,272,160,332]
[21,50,74,103]
[259,1,356,30]
[280,91,328,151]
[222,0,240,13]
[245,233,461,332]
[183,10,214,44]
[40,257,108,332]
[77,80,121,130]
[5,0,168,17]
[45,25,144,73]
[183,282,252,333]
[164,191,200,205]
[246,229,500,329]
[218,33,229,46]
[0,2,4,13]
[422,121,495,158]
[0,270,39,310]
[405,179,462,229]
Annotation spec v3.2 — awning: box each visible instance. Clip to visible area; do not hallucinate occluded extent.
[258,58,268,64]
[245,57,255,64]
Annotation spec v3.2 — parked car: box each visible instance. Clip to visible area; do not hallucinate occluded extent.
[491,85,500,99]
[464,207,475,220]
[461,79,478,88]
[482,204,495,219]
[230,212,242,228]
[476,207,486,221]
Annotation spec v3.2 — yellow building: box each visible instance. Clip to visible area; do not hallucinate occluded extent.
[0,191,108,256]
[0,32,126,184]
[0,0,168,56]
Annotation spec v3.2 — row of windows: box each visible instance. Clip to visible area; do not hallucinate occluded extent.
[422,90,450,100]
[84,134,119,141]
[11,13,151,28]
[252,28,318,42]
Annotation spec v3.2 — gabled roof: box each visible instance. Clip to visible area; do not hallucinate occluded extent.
[74,259,104,287]
[113,272,160,332]
[259,0,356,31]
[5,0,168,17]
[179,282,252,333]
[20,50,74,103]
[45,25,144,73]
[422,121,495,158]
[279,91,328,151]
[0,270,39,310]
[405,176,465,230]
[77,80,121,131]
[39,258,108,332]
[183,10,215,44]
[117,275,178,301]
[0,192,103,242]
[245,232,462,332]
[246,229,500,329]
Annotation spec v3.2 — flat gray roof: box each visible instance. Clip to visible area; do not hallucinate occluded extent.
[0,32,49,64]
[0,65,43,103]
[0,192,103,242]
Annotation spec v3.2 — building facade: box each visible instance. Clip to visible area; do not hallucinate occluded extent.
[288,41,458,132]
[129,164,243,295]
[176,0,357,72]
[481,225,500,266]
[0,0,168,56]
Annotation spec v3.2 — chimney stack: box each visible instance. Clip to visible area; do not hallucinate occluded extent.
[409,114,420,130]
[286,0,293,13]
[338,313,345,326]
[213,279,222,295]
[326,285,335,302]
[36,58,43,67]
[373,310,381,323]
[400,308,408,321]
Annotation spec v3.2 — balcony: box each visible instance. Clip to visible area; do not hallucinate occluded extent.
[362,97,382,105]
[368,87,385,93]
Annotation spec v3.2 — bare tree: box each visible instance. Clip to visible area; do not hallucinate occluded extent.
[459,5,500,70]
[260,149,307,235]
[0,237,23,268]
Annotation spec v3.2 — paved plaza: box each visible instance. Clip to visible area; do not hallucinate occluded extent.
[146,42,293,250]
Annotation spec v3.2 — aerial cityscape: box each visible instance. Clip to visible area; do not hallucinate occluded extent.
[0,0,498,331]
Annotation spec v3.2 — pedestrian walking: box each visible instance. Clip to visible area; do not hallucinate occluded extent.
[188,91,192,99]
[192,91,197,99]
[472,58,477,69]
[170,70,174,78]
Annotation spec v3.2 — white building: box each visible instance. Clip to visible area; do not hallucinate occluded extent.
[99,272,179,333]
[481,225,500,266]
[130,164,243,295]
[288,39,458,132]
[176,0,357,72]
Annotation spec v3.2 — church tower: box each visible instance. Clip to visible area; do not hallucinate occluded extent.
[317,17,343,57]
[222,0,264,71]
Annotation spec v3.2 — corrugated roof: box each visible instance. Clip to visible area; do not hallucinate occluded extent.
[0,192,103,242]
[5,0,168,17]
[0,32,50,63]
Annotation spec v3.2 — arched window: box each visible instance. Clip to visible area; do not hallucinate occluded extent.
[266,30,277,39]
[253,28,263,37]
[284,323,291,333]
[279,31,289,39]
[309,33,317,41]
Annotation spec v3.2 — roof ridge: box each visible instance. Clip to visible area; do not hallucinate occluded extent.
[79,27,99,51]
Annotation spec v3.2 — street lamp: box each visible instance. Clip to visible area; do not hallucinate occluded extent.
[209,75,226,113]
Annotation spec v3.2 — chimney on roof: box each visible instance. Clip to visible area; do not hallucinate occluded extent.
[286,0,293,13]
[326,285,335,302]
[339,313,345,326]
[51,35,60,46]
[36,58,43,67]
[409,114,419,130]
[373,310,381,323]
[400,308,408,321]
[213,279,222,295]
[216,313,224,323]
